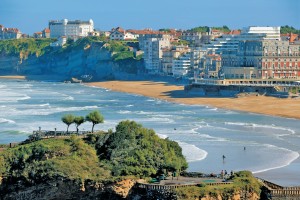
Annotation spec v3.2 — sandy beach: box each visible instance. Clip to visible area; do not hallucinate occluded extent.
[87,80,300,120]
[0,75,26,80]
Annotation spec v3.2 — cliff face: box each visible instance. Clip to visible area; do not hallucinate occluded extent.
[0,42,143,81]
[0,176,261,200]
[0,178,138,200]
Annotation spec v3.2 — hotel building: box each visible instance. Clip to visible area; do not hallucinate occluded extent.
[49,19,94,38]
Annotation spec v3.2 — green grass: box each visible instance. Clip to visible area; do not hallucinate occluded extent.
[175,171,262,200]
[0,136,111,183]
[0,38,55,57]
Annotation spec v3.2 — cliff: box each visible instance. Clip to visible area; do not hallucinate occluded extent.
[0,38,144,81]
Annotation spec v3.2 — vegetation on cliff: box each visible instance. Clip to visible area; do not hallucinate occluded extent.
[94,120,188,177]
[175,171,261,200]
[0,38,55,57]
[0,120,187,185]
[0,136,110,183]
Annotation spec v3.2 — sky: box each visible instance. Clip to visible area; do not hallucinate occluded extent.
[0,0,299,35]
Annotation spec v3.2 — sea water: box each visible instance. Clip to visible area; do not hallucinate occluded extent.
[1,79,300,186]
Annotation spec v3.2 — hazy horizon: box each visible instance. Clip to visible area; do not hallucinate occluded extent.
[0,0,299,35]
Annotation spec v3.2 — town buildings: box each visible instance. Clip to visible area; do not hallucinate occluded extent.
[49,19,94,38]
[0,24,22,40]
[109,27,138,40]
[139,34,171,74]
[220,27,300,80]
[161,46,189,75]
[42,28,51,38]
[172,52,191,77]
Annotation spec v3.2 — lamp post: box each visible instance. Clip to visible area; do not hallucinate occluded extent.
[54,128,57,137]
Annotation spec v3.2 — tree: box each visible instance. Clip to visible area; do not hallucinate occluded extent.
[61,114,75,133]
[74,116,85,134]
[101,120,188,177]
[85,110,104,133]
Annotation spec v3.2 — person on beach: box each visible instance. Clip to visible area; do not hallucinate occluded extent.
[222,155,226,160]
[244,146,246,151]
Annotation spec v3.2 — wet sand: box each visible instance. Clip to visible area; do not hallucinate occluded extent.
[86,81,300,120]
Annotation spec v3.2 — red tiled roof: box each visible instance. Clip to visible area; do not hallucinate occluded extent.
[227,30,241,35]
[34,32,42,34]
[290,33,298,43]
[43,28,50,33]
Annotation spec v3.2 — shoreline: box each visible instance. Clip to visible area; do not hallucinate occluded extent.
[0,75,26,80]
[86,80,300,120]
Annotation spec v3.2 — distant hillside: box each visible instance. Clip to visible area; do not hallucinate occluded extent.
[0,37,143,80]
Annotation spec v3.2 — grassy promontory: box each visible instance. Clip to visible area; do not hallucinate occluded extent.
[0,120,262,199]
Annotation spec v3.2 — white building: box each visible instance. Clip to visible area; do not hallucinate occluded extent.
[109,27,138,40]
[49,19,94,38]
[0,25,22,40]
[139,34,171,74]
[50,36,67,47]
[172,53,191,77]
[202,26,281,54]
[241,26,281,40]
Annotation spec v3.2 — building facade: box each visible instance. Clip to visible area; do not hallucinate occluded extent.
[200,54,222,78]
[172,53,191,77]
[139,34,171,74]
[109,27,138,40]
[222,40,300,79]
[0,25,22,40]
[49,19,94,38]
[162,46,189,75]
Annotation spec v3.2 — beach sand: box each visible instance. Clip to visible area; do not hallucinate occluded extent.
[86,80,300,120]
[0,75,26,80]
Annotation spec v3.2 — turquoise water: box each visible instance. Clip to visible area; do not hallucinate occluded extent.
[1,79,300,186]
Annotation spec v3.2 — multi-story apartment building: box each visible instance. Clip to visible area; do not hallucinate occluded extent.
[49,19,94,38]
[222,40,300,79]
[181,31,202,47]
[200,54,222,78]
[0,25,22,40]
[172,53,191,77]
[139,34,171,74]
[162,46,189,75]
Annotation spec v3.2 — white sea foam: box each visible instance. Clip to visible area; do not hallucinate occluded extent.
[135,111,154,115]
[63,96,74,101]
[118,110,132,114]
[39,103,50,107]
[12,105,99,116]
[137,117,174,123]
[156,133,208,162]
[178,141,208,162]
[0,118,16,124]
[225,122,295,134]
[125,104,134,107]
[253,148,300,174]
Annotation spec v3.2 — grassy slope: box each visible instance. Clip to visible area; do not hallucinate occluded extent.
[0,136,111,183]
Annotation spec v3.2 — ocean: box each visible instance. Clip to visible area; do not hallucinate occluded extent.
[1,79,300,186]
